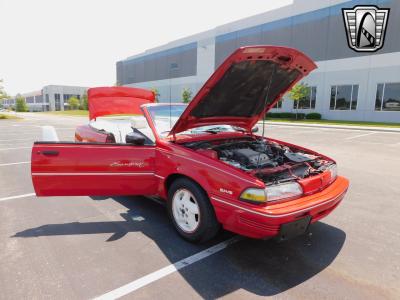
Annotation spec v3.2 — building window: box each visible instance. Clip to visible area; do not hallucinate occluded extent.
[55,93,61,111]
[45,94,49,103]
[293,86,317,109]
[63,94,80,103]
[35,95,43,103]
[170,63,179,70]
[63,94,72,103]
[275,100,283,109]
[330,85,358,111]
[375,83,400,111]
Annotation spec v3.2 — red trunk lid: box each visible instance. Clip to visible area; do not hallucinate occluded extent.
[88,87,155,120]
[169,46,316,135]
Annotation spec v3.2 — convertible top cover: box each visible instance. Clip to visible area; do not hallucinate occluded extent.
[88,87,155,120]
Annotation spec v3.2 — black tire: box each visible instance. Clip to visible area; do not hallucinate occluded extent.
[167,178,220,243]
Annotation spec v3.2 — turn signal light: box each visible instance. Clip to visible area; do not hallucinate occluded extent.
[240,188,267,204]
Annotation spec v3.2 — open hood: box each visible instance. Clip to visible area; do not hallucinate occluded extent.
[88,87,155,120]
[169,46,316,135]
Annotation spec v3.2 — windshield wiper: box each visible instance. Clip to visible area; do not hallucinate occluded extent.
[202,127,229,134]
[203,130,219,134]
[232,126,246,132]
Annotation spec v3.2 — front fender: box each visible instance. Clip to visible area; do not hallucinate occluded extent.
[155,143,263,202]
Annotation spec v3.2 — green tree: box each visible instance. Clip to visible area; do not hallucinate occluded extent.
[15,96,28,112]
[288,83,309,120]
[0,79,9,106]
[182,88,192,103]
[151,87,160,103]
[67,96,80,110]
[79,92,88,110]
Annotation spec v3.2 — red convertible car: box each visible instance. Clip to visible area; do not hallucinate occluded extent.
[31,46,349,243]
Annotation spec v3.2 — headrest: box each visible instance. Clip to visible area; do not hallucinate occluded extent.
[42,126,59,141]
[130,118,148,129]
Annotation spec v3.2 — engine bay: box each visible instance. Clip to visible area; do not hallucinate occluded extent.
[183,137,334,185]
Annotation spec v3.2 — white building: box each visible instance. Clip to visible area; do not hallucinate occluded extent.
[3,85,88,112]
[117,0,400,122]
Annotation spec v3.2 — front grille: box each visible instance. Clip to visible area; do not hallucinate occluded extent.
[238,216,279,233]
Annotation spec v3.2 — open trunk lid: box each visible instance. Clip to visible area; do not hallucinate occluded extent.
[88,86,155,120]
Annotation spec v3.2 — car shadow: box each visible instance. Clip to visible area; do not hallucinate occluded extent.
[13,196,346,298]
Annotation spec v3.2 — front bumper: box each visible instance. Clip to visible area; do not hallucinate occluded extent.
[211,176,349,239]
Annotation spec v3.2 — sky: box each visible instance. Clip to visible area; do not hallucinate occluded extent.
[0,0,292,96]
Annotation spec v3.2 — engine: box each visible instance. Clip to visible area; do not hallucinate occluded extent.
[220,148,275,168]
[184,137,333,184]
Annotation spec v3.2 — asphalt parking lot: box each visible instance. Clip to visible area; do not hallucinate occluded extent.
[1,113,399,299]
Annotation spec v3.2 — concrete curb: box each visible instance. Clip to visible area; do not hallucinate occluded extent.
[257,121,400,133]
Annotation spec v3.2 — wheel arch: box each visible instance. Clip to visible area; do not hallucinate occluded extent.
[164,173,209,196]
[164,172,221,242]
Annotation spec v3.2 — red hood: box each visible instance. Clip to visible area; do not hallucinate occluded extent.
[88,87,155,120]
[169,46,316,135]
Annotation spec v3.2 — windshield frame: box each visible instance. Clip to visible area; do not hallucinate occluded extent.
[142,103,243,140]
[141,103,188,140]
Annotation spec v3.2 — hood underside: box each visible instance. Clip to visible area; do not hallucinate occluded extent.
[169,46,316,135]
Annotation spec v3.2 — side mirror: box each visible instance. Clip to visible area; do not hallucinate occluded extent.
[252,126,259,133]
[126,132,145,145]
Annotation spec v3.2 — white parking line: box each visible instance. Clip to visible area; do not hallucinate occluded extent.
[0,161,30,167]
[262,123,400,134]
[0,193,36,202]
[345,132,376,140]
[287,129,322,134]
[0,146,31,151]
[95,236,241,300]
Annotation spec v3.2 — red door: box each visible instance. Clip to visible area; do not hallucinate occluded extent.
[31,142,157,196]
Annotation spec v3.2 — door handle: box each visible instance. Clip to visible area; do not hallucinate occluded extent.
[39,150,59,156]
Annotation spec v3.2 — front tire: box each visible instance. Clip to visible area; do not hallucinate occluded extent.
[167,178,220,243]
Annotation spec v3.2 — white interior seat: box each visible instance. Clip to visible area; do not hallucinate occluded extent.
[90,119,122,142]
[89,116,155,144]
[42,126,59,141]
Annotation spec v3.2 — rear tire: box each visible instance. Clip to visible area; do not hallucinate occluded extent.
[167,178,220,243]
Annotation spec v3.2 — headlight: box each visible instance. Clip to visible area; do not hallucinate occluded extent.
[240,188,267,204]
[327,164,337,183]
[265,182,303,202]
[240,182,303,204]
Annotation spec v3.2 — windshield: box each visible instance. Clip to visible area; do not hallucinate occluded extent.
[146,104,239,137]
